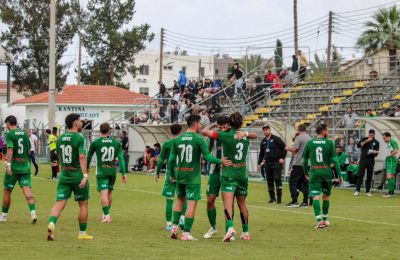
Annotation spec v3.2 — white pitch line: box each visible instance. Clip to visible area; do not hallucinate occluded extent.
[33,176,400,227]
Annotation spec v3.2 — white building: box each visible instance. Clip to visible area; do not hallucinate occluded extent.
[12,85,150,129]
[123,51,234,97]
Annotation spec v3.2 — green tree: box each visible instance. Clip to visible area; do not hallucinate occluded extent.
[0,0,80,94]
[274,39,283,74]
[309,53,326,82]
[80,0,154,88]
[238,54,273,75]
[356,5,400,71]
[331,45,344,76]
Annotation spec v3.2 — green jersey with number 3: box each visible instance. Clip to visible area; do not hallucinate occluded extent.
[214,129,249,179]
[168,132,221,185]
[57,132,86,183]
[6,129,31,174]
[87,136,126,177]
[303,137,341,175]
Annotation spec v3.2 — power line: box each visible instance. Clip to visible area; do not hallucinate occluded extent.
[337,0,399,15]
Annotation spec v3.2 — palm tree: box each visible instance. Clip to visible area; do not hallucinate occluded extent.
[238,54,273,75]
[357,6,400,71]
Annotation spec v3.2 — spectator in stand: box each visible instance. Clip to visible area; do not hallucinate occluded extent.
[170,104,179,123]
[342,107,359,129]
[291,55,299,72]
[298,50,308,81]
[158,81,166,98]
[120,130,129,172]
[231,63,244,94]
[264,70,276,89]
[365,109,375,118]
[271,78,282,96]
[254,72,262,85]
[178,70,187,93]
[393,105,400,117]
[200,110,210,126]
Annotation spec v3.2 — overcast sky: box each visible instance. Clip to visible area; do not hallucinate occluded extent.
[0,0,398,84]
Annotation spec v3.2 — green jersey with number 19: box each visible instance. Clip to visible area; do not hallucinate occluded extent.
[213,129,249,179]
[303,137,341,175]
[168,132,222,185]
[6,129,31,174]
[87,136,126,176]
[57,132,86,183]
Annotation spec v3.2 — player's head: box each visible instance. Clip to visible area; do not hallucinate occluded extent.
[4,115,17,130]
[298,124,306,132]
[187,114,201,132]
[262,125,271,137]
[170,124,182,136]
[382,132,391,142]
[65,113,82,131]
[154,143,161,150]
[100,123,110,135]
[316,124,328,138]
[217,115,230,131]
[52,127,58,135]
[336,146,342,154]
[368,129,375,139]
[45,129,51,136]
[229,112,243,129]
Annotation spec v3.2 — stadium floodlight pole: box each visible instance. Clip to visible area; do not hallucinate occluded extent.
[159,28,164,82]
[48,0,56,128]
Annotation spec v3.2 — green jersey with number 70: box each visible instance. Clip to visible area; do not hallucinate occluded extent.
[87,136,126,176]
[6,129,31,174]
[212,129,249,179]
[57,132,86,183]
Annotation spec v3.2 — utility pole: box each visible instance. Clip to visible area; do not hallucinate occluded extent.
[294,0,298,55]
[48,0,56,128]
[77,32,82,85]
[326,11,333,83]
[159,28,165,83]
[198,59,202,81]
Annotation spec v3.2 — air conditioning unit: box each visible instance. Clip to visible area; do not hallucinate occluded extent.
[365,58,374,66]
[174,51,179,55]
[181,50,187,56]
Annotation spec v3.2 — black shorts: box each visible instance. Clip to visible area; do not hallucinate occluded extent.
[50,150,58,162]
[2,148,6,155]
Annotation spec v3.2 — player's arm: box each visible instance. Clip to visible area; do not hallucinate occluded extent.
[302,142,310,176]
[34,137,39,153]
[167,145,177,181]
[287,136,301,153]
[276,136,287,163]
[200,123,218,138]
[117,144,127,184]
[199,137,227,165]
[5,133,13,176]
[78,137,88,189]
[155,145,166,181]
[86,142,95,170]
[391,141,398,156]
[234,131,257,140]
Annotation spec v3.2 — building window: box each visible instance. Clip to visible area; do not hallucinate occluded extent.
[182,66,186,74]
[139,87,149,96]
[139,65,149,75]
[163,65,173,70]
[215,69,219,75]
[200,67,205,77]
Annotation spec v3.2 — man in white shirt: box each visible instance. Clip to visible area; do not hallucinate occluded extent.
[28,129,39,175]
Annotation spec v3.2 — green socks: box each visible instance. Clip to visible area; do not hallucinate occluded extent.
[388,177,395,192]
[79,223,87,232]
[2,206,9,214]
[226,220,234,230]
[207,208,217,229]
[166,199,173,222]
[242,223,249,232]
[313,199,322,222]
[172,210,182,225]
[183,217,194,232]
[322,200,329,221]
[102,206,110,216]
[28,203,36,212]
[49,216,58,224]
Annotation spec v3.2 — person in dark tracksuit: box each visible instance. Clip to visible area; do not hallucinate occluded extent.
[258,125,287,204]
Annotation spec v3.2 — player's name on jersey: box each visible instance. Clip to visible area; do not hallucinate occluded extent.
[181,136,193,141]
[102,139,112,143]
[313,140,326,144]
[62,136,72,141]
[14,132,25,136]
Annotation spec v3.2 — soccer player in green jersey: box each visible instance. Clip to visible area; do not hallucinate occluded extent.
[155,124,183,231]
[0,115,37,224]
[303,124,341,229]
[382,132,398,197]
[47,113,93,241]
[202,112,256,242]
[168,114,231,241]
[87,123,127,223]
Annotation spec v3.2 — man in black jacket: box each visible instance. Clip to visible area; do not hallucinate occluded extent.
[258,125,287,204]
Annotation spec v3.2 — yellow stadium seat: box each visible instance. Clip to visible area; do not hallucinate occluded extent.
[342,90,354,96]
[306,113,320,119]
[278,93,291,99]
[319,106,331,112]
[353,81,366,88]
[393,94,400,100]
[267,100,281,106]
[256,107,270,114]
[382,102,391,109]
[331,97,343,104]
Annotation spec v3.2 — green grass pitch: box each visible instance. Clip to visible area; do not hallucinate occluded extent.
[0,164,399,259]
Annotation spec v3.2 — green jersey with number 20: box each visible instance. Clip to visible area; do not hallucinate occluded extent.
[87,137,126,176]
[6,129,31,174]
[57,132,86,183]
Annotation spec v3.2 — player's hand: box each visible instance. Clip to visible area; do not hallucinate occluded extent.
[122,175,128,184]
[305,175,309,180]
[257,165,261,172]
[155,174,160,183]
[170,176,176,183]
[222,157,232,166]
[279,158,285,164]
[6,167,12,176]
[234,131,247,140]
[79,177,88,189]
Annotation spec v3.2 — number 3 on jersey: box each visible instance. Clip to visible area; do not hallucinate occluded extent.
[316,147,323,163]
[235,143,244,160]
[178,144,193,163]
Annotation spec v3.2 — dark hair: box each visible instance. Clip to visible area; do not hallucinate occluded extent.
[65,113,80,129]
[122,130,127,136]
[230,112,243,129]
[46,129,51,134]
[5,115,17,126]
[170,124,182,135]
[52,127,57,134]
[316,124,327,135]
[217,115,230,126]
[368,129,375,134]
[298,124,306,132]
[100,123,110,134]
[154,143,161,149]
[262,125,271,130]
[382,132,391,137]
[187,114,201,127]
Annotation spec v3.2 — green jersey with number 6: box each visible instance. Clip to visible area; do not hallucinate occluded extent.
[214,129,249,179]
[169,132,221,185]
[302,137,341,175]
[57,132,86,183]
[6,129,31,174]
[87,137,126,176]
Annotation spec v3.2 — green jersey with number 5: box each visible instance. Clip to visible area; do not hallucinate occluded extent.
[214,129,249,179]
[169,132,221,185]
[87,137,126,176]
[57,132,86,183]
[303,137,340,175]
[6,129,31,174]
